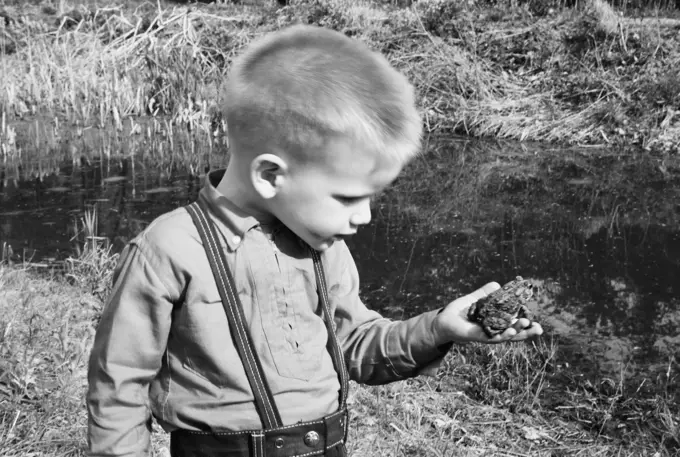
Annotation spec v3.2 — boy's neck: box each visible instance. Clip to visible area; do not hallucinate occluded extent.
[215,160,276,224]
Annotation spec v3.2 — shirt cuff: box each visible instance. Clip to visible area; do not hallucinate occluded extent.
[408,308,453,377]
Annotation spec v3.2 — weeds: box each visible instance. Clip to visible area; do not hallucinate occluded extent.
[0,205,117,454]
[453,338,558,412]
[1,228,677,455]
[592,0,622,35]
[0,267,99,457]
[346,336,679,456]
[66,205,119,300]
[1,242,14,265]
[1,0,679,155]
[1,0,680,455]
[1,236,679,455]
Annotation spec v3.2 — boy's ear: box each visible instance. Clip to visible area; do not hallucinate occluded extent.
[251,154,289,199]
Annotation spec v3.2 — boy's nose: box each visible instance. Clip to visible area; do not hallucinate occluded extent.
[350,199,372,227]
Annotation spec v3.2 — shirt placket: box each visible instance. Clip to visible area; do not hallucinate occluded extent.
[269,230,303,356]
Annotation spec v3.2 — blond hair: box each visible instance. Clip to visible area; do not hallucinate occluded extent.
[222,24,422,165]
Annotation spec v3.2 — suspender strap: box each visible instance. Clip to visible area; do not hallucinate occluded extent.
[185,200,351,438]
[310,250,350,412]
[250,432,265,457]
[186,201,283,429]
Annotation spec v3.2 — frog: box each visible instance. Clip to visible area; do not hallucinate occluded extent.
[467,276,534,338]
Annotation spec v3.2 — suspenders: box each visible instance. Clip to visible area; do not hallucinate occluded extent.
[186,201,282,428]
[184,201,350,453]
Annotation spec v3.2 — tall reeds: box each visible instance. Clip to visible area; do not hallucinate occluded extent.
[2,0,679,153]
[65,204,118,299]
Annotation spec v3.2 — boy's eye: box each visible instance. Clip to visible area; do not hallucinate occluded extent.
[336,196,365,205]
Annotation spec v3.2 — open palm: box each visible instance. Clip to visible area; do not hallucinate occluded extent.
[435,282,544,344]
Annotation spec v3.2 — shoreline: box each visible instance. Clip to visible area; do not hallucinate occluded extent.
[0,0,679,455]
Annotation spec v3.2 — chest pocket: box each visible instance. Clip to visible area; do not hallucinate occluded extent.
[248,245,328,382]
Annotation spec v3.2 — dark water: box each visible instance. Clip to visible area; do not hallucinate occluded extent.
[1,131,679,382]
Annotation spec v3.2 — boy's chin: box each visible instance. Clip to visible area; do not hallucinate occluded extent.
[294,228,349,252]
[304,235,342,252]
[310,238,336,252]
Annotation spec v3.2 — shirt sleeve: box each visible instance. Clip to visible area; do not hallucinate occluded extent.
[87,238,176,457]
[327,242,452,385]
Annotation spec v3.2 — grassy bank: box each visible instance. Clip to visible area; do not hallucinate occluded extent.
[0,245,678,456]
[0,0,679,159]
[1,0,679,456]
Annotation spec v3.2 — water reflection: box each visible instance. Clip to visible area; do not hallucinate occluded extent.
[0,152,221,256]
[0,135,679,382]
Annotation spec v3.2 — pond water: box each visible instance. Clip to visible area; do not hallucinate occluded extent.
[1,122,679,386]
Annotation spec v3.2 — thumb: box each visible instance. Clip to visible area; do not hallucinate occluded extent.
[465,282,501,304]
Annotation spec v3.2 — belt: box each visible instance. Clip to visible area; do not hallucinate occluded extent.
[170,408,348,457]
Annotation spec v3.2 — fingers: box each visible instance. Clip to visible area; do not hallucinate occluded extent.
[486,321,543,344]
[514,317,532,330]
[518,322,543,339]
[506,322,544,341]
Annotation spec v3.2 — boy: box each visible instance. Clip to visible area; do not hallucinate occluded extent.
[87,24,543,457]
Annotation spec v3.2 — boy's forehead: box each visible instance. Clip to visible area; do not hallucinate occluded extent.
[315,147,403,190]
[326,136,402,171]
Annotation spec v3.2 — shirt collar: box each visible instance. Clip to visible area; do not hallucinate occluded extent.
[198,169,261,251]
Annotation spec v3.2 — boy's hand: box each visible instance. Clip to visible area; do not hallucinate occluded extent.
[434,282,544,344]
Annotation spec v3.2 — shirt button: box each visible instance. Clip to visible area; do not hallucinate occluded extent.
[232,235,241,245]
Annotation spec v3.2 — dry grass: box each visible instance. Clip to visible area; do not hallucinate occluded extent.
[0,266,97,457]
[1,1,679,453]
[1,0,678,156]
[0,164,678,455]
[592,0,622,34]
[0,255,677,456]
[65,205,119,301]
